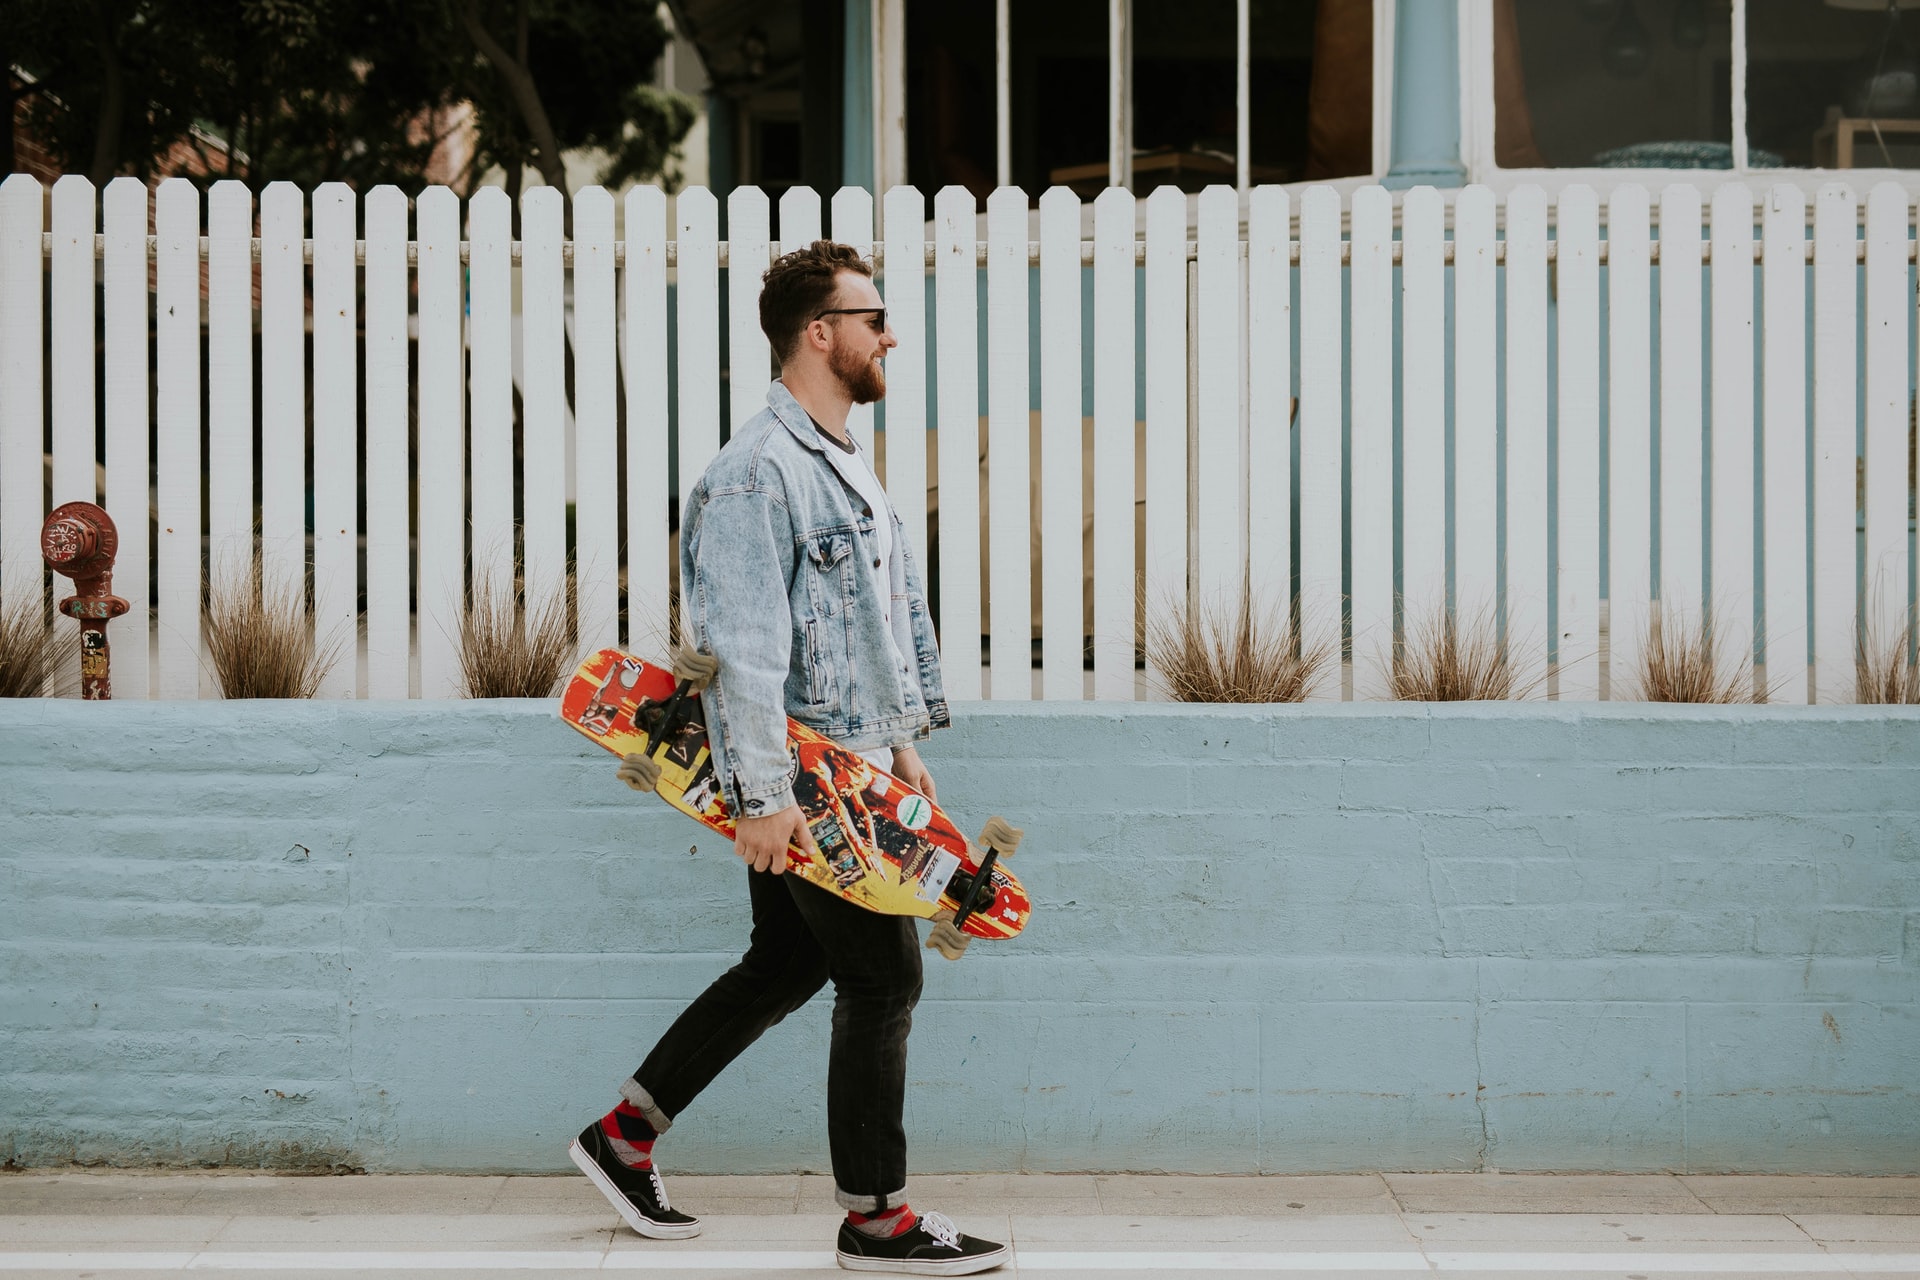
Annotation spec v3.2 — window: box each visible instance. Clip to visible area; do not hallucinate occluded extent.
[1476,0,1920,179]
[905,0,1378,203]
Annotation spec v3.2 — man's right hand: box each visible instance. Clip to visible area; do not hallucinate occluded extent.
[732,804,816,875]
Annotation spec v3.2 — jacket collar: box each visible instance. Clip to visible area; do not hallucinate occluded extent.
[766,379,828,454]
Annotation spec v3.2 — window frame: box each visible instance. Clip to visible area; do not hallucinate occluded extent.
[969,0,1397,198]
[1460,0,1920,197]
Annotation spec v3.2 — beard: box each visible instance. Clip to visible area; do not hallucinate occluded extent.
[830,338,887,404]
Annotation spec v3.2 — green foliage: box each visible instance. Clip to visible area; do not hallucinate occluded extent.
[7,0,697,193]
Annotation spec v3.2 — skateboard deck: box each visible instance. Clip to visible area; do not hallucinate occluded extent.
[560,647,1030,943]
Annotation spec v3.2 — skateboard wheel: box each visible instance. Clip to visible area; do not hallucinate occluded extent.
[670,644,720,690]
[925,911,971,961]
[617,752,663,793]
[978,816,1023,858]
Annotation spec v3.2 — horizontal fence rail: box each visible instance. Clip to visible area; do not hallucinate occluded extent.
[0,175,1914,705]
[37,232,1920,267]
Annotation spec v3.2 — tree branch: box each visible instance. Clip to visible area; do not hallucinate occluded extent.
[456,0,568,196]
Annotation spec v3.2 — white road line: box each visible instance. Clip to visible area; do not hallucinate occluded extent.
[0,1249,1915,1273]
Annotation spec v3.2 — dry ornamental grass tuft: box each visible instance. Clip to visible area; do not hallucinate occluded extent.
[0,585,68,697]
[457,567,580,699]
[1145,589,1332,703]
[1632,606,1756,704]
[203,562,343,699]
[1392,602,1525,701]
[1856,619,1919,705]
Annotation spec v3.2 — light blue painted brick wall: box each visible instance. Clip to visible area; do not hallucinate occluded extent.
[2,700,1916,1175]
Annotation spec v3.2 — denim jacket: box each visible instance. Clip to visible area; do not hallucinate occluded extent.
[680,380,951,820]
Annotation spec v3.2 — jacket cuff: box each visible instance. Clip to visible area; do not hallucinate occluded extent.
[731,775,798,819]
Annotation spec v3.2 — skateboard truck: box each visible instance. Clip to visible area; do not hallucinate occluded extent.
[616,646,720,793]
[925,816,1023,961]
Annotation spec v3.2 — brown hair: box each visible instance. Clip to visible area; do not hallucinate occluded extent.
[759,240,873,363]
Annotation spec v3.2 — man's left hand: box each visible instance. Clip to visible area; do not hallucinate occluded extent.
[891,746,936,803]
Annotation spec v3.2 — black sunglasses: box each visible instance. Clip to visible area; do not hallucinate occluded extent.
[813,306,888,332]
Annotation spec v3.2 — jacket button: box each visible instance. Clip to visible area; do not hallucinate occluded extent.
[872,557,881,568]
[862,506,873,518]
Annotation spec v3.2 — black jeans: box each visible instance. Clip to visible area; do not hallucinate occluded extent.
[626,867,924,1213]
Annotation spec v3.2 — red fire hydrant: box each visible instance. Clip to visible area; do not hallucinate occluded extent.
[41,501,131,700]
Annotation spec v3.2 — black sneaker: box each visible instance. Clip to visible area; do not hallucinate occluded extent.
[835,1211,1009,1274]
[568,1122,701,1239]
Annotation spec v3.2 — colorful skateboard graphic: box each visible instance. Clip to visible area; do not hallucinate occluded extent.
[560,647,1029,944]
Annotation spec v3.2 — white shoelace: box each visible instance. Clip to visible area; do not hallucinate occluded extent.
[648,1168,672,1211]
[917,1211,961,1250]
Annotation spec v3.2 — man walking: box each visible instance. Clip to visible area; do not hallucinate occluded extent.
[570,241,1008,1276]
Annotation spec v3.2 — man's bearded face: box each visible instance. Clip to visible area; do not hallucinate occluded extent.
[829,319,887,404]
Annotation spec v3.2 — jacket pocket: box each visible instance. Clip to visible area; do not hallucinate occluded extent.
[803,531,855,618]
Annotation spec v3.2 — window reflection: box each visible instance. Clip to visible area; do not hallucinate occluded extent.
[1495,0,1734,169]
[1750,0,1920,168]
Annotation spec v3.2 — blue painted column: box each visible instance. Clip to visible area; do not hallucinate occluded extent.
[841,0,876,191]
[1383,0,1466,189]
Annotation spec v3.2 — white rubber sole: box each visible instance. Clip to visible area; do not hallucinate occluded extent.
[567,1138,702,1240]
[835,1243,1010,1274]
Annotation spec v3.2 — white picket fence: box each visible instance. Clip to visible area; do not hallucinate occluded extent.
[0,174,1914,703]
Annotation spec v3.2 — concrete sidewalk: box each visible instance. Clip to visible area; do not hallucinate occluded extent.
[2,1171,1916,1279]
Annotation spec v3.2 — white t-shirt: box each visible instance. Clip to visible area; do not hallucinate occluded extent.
[815,424,903,773]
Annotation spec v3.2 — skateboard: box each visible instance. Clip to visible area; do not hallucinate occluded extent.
[559,647,1029,956]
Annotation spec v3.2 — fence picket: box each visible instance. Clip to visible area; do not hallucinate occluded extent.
[985,188,1031,700]
[1658,184,1705,638]
[1812,185,1859,705]
[51,176,95,511]
[624,186,672,649]
[934,186,982,699]
[1093,188,1138,701]
[415,186,463,698]
[1505,187,1550,695]
[1298,186,1343,699]
[880,187,929,574]
[0,176,41,613]
[155,179,203,699]
[260,184,307,624]
[832,188,876,456]
[1555,187,1601,700]
[572,187,620,656]
[1454,186,1498,626]
[1709,184,1756,696]
[728,187,772,433]
[1864,182,1912,680]
[1607,184,1653,700]
[312,183,358,699]
[1401,186,1446,634]
[363,187,411,699]
[48,177,93,685]
[1761,184,1809,704]
[1038,187,1083,700]
[1349,185,1393,700]
[469,188,515,605]
[780,188,822,255]
[1195,186,1241,616]
[207,181,253,586]
[1247,185,1291,631]
[521,188,568,631]
[676,189,721,513]
[1144,186,1190,697]
[103,178,150,699]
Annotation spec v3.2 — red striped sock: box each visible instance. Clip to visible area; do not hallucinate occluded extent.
[598,1101,656,1169]
[846,1204,917,1239]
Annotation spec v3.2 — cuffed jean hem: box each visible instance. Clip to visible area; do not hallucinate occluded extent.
[835,1183,910,1214]
[619,1077,673,1134]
